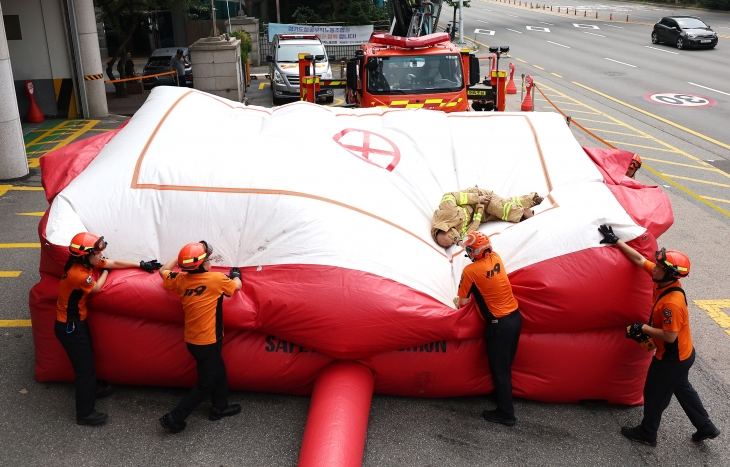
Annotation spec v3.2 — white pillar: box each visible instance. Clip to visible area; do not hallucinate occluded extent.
[72,0,108,118]
[0,1,29,180]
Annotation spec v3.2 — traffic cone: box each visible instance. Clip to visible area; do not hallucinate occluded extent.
[521,75,534,111]
[25,80,44,123]
[506,63,517,94]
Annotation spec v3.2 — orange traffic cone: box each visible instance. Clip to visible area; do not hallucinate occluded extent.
[25,81,44,123]
[506,63,517,94]
[521,75,534,111]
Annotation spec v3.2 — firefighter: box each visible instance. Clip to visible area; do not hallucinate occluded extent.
[457,231,521,426]
[431,187,543,248]
[627,153,642,179]
[158,241,243,434]
[56,232,162,425]
[598,225,721,446]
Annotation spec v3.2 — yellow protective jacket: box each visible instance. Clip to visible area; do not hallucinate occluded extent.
[431,187,541,242]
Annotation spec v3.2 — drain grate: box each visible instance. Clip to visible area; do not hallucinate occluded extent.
[707,160,730,174]
[605,72,626,76]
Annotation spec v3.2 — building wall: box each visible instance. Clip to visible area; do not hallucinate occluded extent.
[3,0,77,117]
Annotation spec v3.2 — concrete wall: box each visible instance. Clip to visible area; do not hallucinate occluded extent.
[3,0,76,117]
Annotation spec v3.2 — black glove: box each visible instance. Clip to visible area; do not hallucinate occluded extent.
[229,267,241,281]
[139,260,163,273]
[626,322,649,343]
[598,224,619,245]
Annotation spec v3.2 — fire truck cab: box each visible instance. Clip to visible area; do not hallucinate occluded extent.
[345,32,480,112]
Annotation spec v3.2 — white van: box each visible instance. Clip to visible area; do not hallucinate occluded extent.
[267,34,335,105]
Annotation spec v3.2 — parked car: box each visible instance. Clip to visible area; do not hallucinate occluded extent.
[267,34,335,105]
[142,47,193,90]
[652,16,718,50]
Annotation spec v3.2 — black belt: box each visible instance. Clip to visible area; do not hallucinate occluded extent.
[487,308,519,324]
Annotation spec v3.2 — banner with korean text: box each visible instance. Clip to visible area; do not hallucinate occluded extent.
[268,23,374,45]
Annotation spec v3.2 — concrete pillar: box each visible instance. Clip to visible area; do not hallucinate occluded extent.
[72,0,108,118]
[0,2,29,180]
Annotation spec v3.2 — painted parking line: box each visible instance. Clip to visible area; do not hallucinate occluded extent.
[0,272,22,278]
[258,82,270,90]
[0,320,31,327]
[0,243,41,248]
[16,212,44,216]
[604,58,635,67]
[694,300,730,338]
[687,82,730,97]
[645,46,679,55]
[0,186,45,197]
[573,82,730,152]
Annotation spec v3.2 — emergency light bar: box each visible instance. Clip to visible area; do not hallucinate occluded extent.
[279,34,318,40]
[369,32,450,48]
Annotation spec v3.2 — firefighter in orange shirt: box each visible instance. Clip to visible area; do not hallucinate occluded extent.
[56,232,162,425]
[598,225,721,446]
[626,153,642,179]
[158,241,242,434]
[456,231,521,426]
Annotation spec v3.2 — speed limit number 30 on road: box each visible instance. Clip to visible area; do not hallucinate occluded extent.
[644,92,717,107]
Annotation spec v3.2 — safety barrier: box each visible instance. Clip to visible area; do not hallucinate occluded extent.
[495,0,628,22]
[105,70,178,85]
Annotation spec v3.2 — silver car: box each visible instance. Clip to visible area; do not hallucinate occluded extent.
[142,47,193,89]
[266,34,334,105]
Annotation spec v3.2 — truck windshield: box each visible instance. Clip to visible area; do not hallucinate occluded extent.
[277,44,327,62]
[366,54,463,94]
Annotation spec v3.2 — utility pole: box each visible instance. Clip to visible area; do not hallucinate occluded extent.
[211,0,219,36]
[458,0,464,44]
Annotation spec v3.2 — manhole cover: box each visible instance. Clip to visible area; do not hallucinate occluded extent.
[605,72,626,76]
[707,160,730,174]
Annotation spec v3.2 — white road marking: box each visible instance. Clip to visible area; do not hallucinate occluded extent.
[506,14,520,17]
[603,24,625,29]
[717,26,730,29]
[605,58,636,67]
[645,45,679,54]
[475,19,490,24]
[475,29,496,35]
[574,23,600,29]
[584,31,606,37]
[688,82,730,97]
[526,26,551,32]
[506,28,523,34]
[547,41,571,48]
[539,21,554,25]
[482,8,493,11]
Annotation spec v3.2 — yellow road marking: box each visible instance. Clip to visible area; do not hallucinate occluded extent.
[515,58,526,63]
[573,82,730,151]
[24,120,70,147]
[642,158,719,171]
[575,118,623,126]
[0,320,31,327]
[258,82,270,90]
[663,174,730,188]
[17,212,44,216]
[28,158,40,168]
[551,73,562,78]
[642,165,730,217]
[49,120,99,151]
[553,109,600,115]
[604,141,679,152]
[694,300,730,337]
[585,128,652,138]
[538,101,587,107]
[0,272,22,278]
[702,196,730,204]
[0,185,45,197]
[0,243,40,248]
[533,65,545,70]
[327,98,345,107]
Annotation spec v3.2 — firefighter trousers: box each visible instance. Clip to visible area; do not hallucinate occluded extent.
[171,341,229,422]
[486,309,522,417]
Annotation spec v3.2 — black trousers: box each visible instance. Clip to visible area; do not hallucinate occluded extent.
[171,341,229,422]
[54,320,96,418]
[486,309,522,416]
[639,349,712,442]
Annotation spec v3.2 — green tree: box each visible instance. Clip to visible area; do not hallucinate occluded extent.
[290,0,387,25]
[94,0,208,96]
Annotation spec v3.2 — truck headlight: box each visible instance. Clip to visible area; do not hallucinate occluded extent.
[274,70,284,84]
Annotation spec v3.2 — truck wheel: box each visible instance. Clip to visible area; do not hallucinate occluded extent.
[324,95,334,104]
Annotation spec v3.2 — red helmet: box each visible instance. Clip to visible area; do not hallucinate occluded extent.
[462,231,492,260]
[629,153,642,170]
[655,248,690,278]
[178,240,213,271]
[69,232,107,257]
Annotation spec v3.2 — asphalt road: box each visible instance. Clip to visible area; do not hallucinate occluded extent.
[2,5,730,464]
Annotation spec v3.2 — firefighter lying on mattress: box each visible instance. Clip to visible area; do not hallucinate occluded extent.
[431,187,543,248]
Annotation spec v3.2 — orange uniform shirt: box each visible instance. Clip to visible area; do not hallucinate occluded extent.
[56,258,107,322]
[163,270,237,345]
[458,252,519,319]
[643,260,693,361]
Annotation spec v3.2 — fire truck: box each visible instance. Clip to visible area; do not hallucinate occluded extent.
[341,32,479,112]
